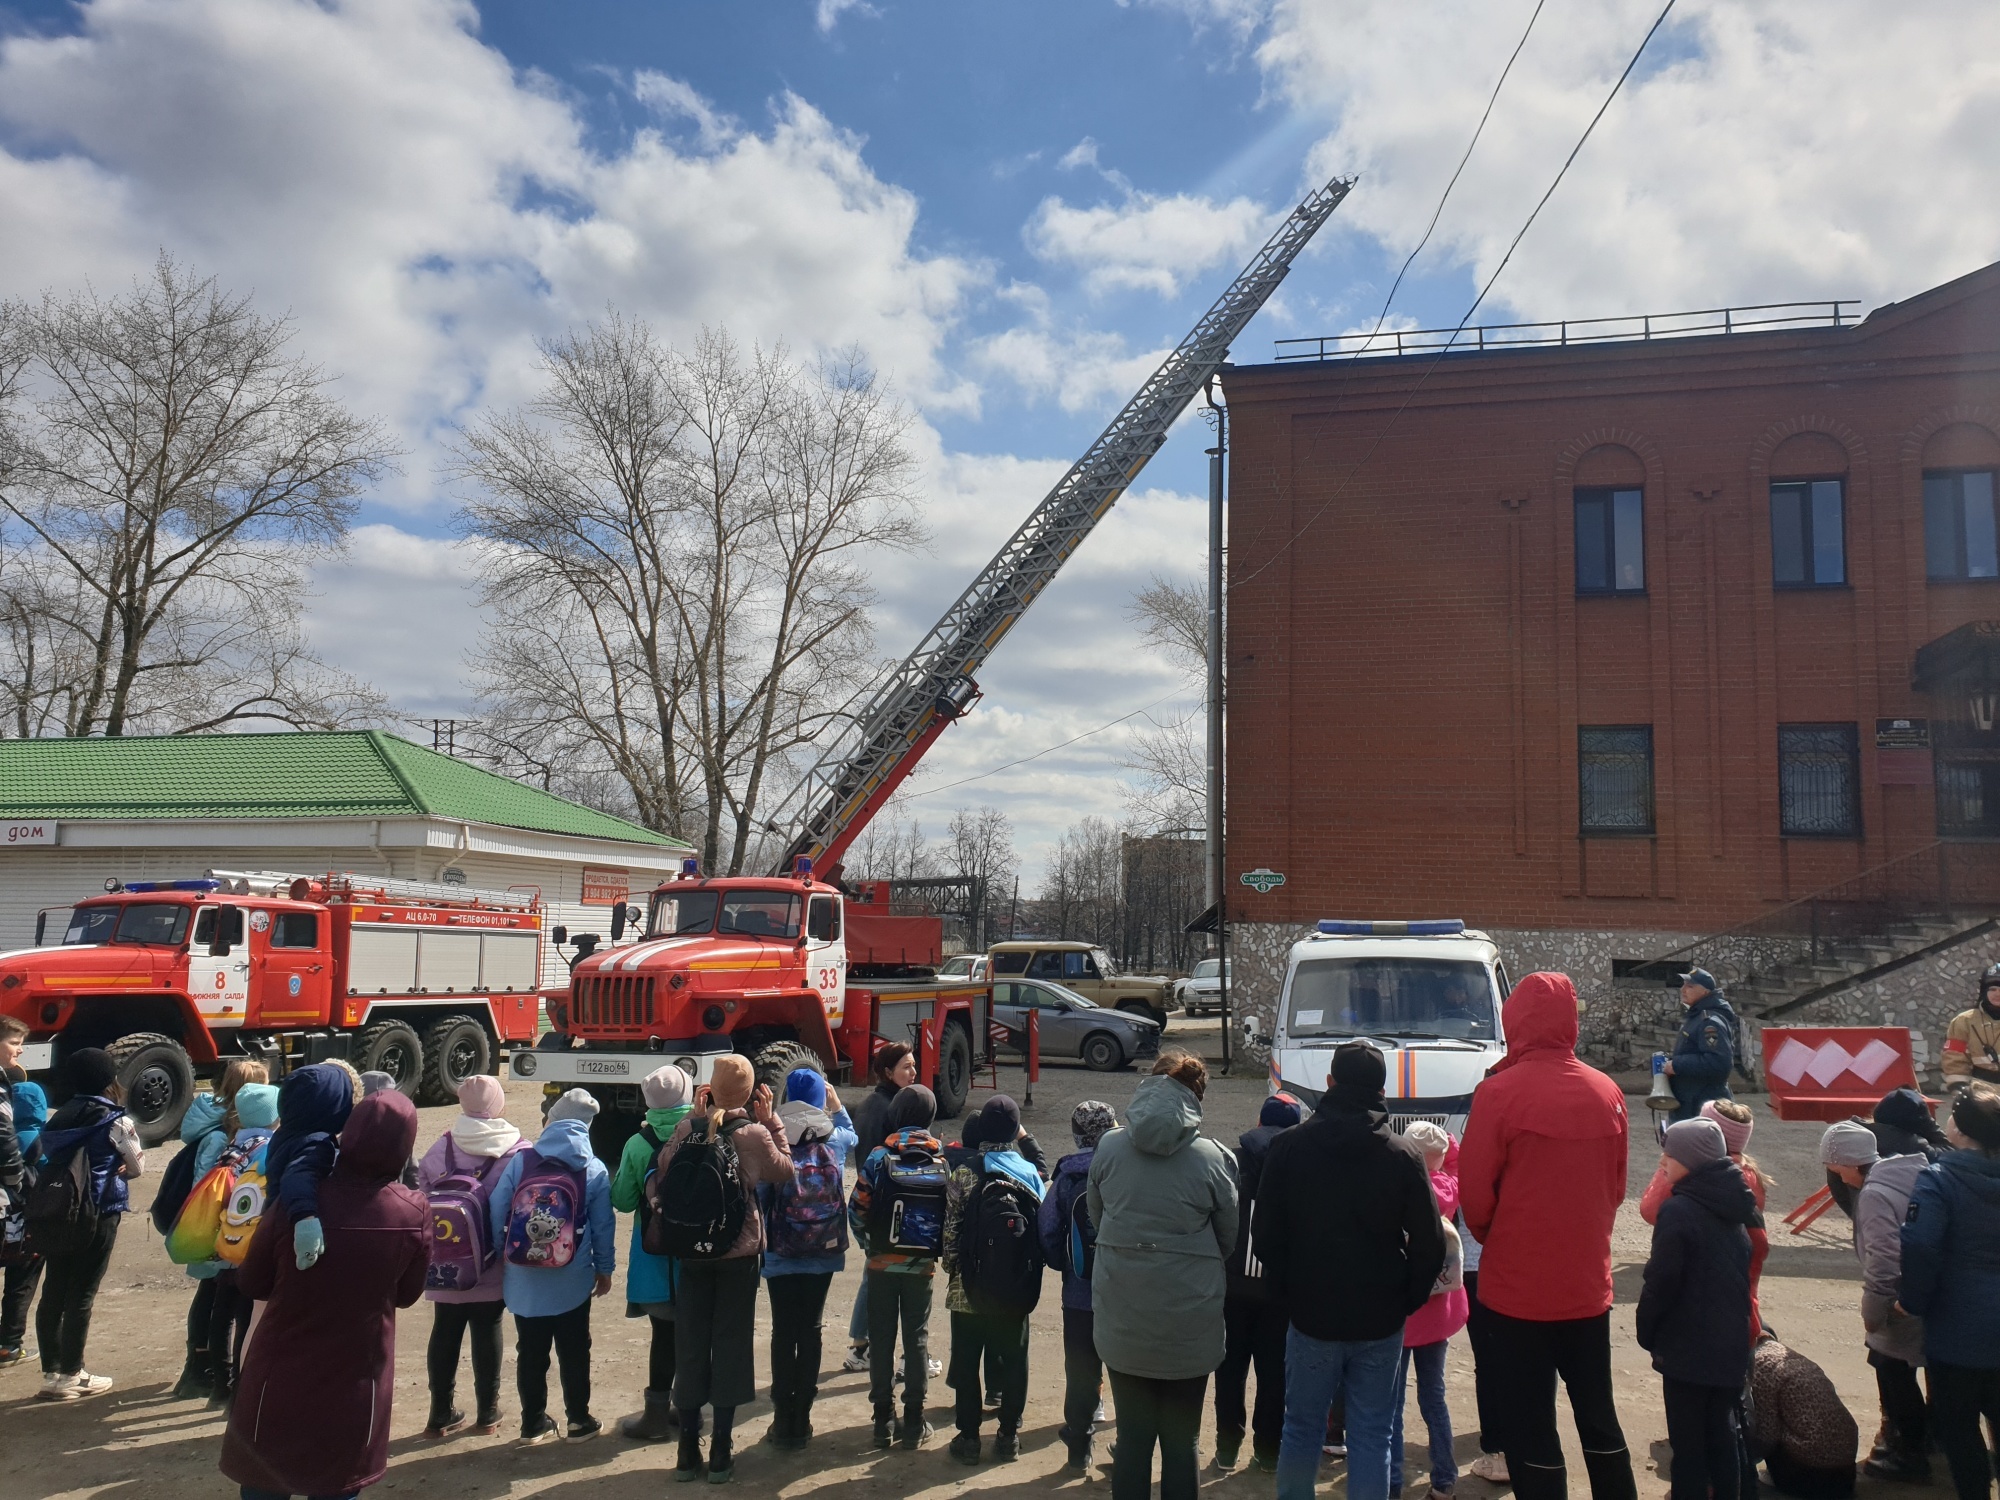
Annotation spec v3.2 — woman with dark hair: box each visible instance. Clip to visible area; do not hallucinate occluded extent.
[221,1090,430,1500]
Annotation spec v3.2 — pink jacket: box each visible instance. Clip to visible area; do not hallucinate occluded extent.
[1405,1139,1469,1346]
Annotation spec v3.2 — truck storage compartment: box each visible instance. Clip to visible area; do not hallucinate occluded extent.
[480,931,541,992]
[416,929,483,994]
[347,925,418,995]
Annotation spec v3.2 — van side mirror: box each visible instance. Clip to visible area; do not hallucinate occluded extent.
[610,905,628,942]
[1241,1013,1271,1048]
[34,912,46,945]
[551,925,568,947]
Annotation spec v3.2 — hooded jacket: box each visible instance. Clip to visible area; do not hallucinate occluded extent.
[762,1100,857,1277]
[1404,1137,1469,1347]
[1253,1090,1444,1343]
[486,1115,616,1318]
[942,1143,1046,1312]
[849,1081,902,1168]
[611,1101,694,1308]
[184,1085,280,1282]
[1899,1147,2000,1368]
[38,1094,141,1217]
[221,1092,429,1499]
[416,1108,528,1305]
[1223,1119,1295,1302]
[1460,971,1629,1322]
[1669,991,1740,1120]
[1853,1152,1926,1366]
[657,1106,793,1260]
[266,1064,353,1224]
[1086,1073,1239,1380]
[1038,1148,1098,1311]
[0,1075,24,1196]
[1636,1157,1759,1385]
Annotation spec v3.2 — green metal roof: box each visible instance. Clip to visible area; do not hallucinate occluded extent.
[0,731,688,848]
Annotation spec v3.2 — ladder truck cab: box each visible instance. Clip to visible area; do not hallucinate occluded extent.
[522,858,992,1162]
[0,870,544,1144]
[1246,920,1512,1138]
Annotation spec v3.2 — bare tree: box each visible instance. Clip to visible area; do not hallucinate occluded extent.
[946,804,1018,945]
[0,255,395,737]
[1121,572,1209,832]
[1035,815,1124,946]
[455,322,925,868]
[1127,573,1207,673]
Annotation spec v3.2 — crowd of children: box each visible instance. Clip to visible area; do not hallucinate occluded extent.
[5,988,2000,1500]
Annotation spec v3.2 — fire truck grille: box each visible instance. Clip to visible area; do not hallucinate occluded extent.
[571,974,656,1030]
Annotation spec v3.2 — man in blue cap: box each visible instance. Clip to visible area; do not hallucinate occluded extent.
[1664,969,1738,1123]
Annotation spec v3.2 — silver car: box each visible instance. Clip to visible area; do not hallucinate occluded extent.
[1174,957,1229,1015]
[990,978,1162,1072]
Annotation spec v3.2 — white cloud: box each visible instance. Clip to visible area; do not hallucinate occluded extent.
[1026,187,1273,297]
[632,71,737,149]
[814,0,878,35]
[1258,0,2000,320]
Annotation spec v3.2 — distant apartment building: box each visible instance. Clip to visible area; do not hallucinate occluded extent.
[1220,261,2000,1079]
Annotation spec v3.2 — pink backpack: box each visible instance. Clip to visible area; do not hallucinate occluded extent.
[502,1150,585,1270]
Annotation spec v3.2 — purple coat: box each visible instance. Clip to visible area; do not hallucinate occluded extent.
[221,1092,430,1497]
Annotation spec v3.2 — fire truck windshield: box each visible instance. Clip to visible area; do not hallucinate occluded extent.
[649,890,804,940]
[64,902,192,947]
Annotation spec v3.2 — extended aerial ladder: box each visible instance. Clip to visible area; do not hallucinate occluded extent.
[769,174,1355,875]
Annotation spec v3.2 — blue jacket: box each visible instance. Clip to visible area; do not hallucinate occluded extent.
[1037,1149,1095,1310]
[12,1080,46,1159]
[488,1117,615,1318]
[1900,1148,2000,1369]
[1670,993,1739,1120]
[1635,1157,1759,1386]
[38,1095,131,1217]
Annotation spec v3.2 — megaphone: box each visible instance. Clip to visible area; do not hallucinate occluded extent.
[1646,1050,1677,1112]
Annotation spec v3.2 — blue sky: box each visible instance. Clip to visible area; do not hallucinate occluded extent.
[1,0,1995,876]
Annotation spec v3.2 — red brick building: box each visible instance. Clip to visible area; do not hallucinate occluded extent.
[1219,261,2000,1073]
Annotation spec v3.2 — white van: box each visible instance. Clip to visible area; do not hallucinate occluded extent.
[1244,919,1509,1137]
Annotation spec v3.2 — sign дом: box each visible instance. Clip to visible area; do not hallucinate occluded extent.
[4,821,56,846]
[1239,867,1285,894]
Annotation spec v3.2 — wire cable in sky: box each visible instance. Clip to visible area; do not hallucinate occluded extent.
[901,691,1181,800]
[1346,0,1548,358]
[1230,0,1681,595]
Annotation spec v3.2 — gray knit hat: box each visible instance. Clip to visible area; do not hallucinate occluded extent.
[1663,1118,1728,1170]
[1818,1119,1880,1169]
[547,1088,600,1125]
[1071,1100,1116,1150]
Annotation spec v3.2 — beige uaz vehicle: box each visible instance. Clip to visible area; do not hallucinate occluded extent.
[985,940,1174,1031]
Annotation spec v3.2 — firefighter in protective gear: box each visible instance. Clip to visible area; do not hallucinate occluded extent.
[1940,964,2000,1092]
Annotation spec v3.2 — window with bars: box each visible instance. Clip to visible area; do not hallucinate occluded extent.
[1778,724,1861,837]
[1770,479,1846,586]
[1925,470,1999,580]
[1574,488,1645,594]
[1578,726,1654,834]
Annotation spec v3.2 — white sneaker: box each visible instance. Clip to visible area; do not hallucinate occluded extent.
[1093,1401,1107,1427]
[841,1348,870,1373]
[1469,1453,1510,1484]
[926,1358,942,1378]
[1323,1443,1348,1458]
[70,1371,113,1399]
[37,1370,76,1401]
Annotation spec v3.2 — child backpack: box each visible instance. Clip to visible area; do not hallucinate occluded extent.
[426,1138,505,1291]
[150,1130,205,1236]
[165,1140,252,1264]
[960,1164,1044,1317]
[869,1139,948,1257]
[647,1118,748,1260]
[213,1145,271,1266]
[1067,1184,1097,1281]
[503,1149,586,1270]
[24,1113,116,1255]
[767,1136,849,1259]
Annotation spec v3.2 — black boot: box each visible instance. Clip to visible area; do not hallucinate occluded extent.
[898,1404,933,1450]
[1214,1426,1243,1470]
[872,1403,895,1449]
[424,1394,465,1439]
[795,1392,816,1447]
[621,1388,679,1442]
[171,1349,213,1401]
[674,1414,706,1482]
[706,1431,735,1483]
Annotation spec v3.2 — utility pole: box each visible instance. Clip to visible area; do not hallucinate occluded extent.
[1206,375,1231,1071]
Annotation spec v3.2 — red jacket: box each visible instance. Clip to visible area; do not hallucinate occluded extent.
[1460,971,1628,1322]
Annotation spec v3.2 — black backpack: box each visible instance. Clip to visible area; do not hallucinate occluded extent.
[647,1117,748,1260]
[151,1134,204,1236]
[26,1116,116,1255]
[959,1166,1044,1317]
[632,1124,665,1243]
[1066,1185,1097,1281]
[868,1140,949,1257]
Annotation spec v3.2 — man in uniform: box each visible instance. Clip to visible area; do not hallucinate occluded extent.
[1940,963,2000,1094]
[1663,968,1738,1123]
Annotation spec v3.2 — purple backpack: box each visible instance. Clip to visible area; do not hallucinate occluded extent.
[426,1139,505,1291]
[767,1138,849,1259]
[502,1149,586,1270]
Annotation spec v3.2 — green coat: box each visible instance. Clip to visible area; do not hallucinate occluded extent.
[1086,1074,1239,1379]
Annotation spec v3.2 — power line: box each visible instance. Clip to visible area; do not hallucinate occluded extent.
[1346,0,1548,357]
[900,691,1182,801]
[1230,0,1681,595]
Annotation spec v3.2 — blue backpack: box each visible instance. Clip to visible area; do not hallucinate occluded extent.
[767,1137,849,1259]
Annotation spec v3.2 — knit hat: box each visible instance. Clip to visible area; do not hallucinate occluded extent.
[1699,1100,1753,1156]
[886,1083,937,1133]
[547,1088,600,1125]
[1259,1093,1303,1128]
[1329,1040,1387,1101]
[455,1074,507,1119]
[784,1067,827,1109]
[359,1070,396,1097]
[978,1095,1022,1146]
[1818,1118,1880,1169]
[233,1082,280,1130]
[67,1047,118,1096]
[1071,1100,1116,1149]
[1664,1118,1729,1170]
[1875,1087,1946,1145]
[1403,1120,1451,1157]
[959,1111,987,1150]
[709,1055,755,1110]
[642,1064,691,1111]
[1951,1087,2000,1151]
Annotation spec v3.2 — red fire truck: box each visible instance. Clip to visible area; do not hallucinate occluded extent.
[0,870,543,1142]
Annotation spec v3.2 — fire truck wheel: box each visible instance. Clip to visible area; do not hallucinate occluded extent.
[932,1021,973,1120]
[105,1032,196,1146]
[750,1040,824,1100]
[354,1020,424,1099]
[418,1016,493,1106]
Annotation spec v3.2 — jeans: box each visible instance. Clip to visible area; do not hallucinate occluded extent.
[865,1269,932,1412]
[514,1300,592,1424]
[1462,1268,1503,1453]
[948,1310,1028,1436]
[37,1214,120,1375]
[428,1299,505,1415]
[1393,1340,1457,1493]
[766,1272,833,1412]
[1216,1296,1288,1457]
[1061,1308,1103,1456]
[1278,1325,1404,1500]
[1870,1351,1929,1458]
[1107,1368,1208,1500]
[1483,1309,1636,1500]
[1,1252,44,1350]
[1928,1361,2000,1500]
[1663,1377,1741,1500]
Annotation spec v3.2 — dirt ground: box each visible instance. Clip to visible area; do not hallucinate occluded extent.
[2,1053,1912,1500]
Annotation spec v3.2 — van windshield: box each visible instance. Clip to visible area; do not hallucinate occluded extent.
[63,902,191,947]
[1284,957,1497,1041]
[648,889,803,940]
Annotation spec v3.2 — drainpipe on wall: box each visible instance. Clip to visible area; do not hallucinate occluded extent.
[369,820,394,876]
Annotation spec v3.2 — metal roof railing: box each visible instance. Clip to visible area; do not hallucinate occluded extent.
[1273,299,1860,363]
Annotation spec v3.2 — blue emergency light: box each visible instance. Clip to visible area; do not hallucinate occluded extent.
[1316,919,1465,936]
[115,879,221,894]
[680,858,701,878]
[793,855,814,882]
